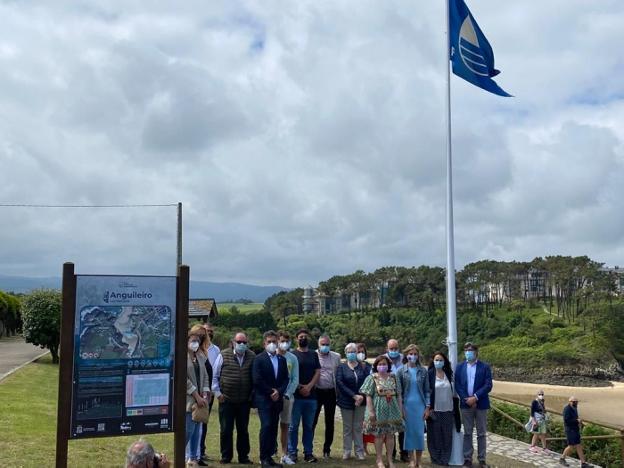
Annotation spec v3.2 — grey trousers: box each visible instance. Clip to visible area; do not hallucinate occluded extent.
[340,406,365,456]
[461,407,488,462]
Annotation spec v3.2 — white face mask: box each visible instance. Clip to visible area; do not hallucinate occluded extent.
[357,352,366,362]
[279,341,290,351]
[266,342,277,354]
[189,342,200,352]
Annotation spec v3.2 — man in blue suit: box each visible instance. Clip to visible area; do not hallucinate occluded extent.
[455,342,493,468]
[253,330,290,468]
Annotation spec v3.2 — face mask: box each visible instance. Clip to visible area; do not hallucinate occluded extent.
[572,402,578,408]
[407,354,418,363]
[434,360,444,369]
[357,352,366,362]
[189,342,200,352]
[377,365,389,374]
[279,341,290,351]
[538,395,544,400]
[298,337,308,348]
[235,343,247,354]
[388,350,399,359]
[266,343,277,354]
[319,345,330,354]
[346,352,357,362]
[465,350,476,362]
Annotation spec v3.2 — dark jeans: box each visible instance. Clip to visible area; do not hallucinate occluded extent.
[218,400,251,462]
[199,396,215,457]
[257,401,283,462]
[313,388,336,454]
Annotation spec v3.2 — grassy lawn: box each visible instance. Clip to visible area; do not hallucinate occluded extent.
[219,303,263,314]
[0,355,529,467]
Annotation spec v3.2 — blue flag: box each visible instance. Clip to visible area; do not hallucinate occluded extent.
[449,0,511,97]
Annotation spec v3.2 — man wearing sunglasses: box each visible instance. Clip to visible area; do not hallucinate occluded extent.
[212,331,256,464]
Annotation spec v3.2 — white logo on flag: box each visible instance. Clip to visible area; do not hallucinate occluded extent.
[459,16,488,76]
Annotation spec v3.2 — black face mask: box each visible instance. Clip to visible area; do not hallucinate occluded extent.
[298,337,308,348]
[572,402,578,408]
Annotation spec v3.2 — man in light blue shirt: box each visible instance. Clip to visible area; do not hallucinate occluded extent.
[278,331,299,465]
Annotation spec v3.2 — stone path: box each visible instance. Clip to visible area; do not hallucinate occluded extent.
[0,336,49,382]
[485,432,599,467]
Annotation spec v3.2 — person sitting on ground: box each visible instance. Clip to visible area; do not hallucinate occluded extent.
[126,439,170,468]
[559,396,591,468]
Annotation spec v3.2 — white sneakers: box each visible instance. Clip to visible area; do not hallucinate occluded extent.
[281,454,296,465]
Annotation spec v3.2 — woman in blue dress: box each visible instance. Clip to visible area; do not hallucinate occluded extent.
[398,344,431,468]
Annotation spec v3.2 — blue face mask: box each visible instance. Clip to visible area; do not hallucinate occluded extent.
[388,350,399,359]
[346,352,357,362]
[465,350,476,362]
[434,360,444,369]
[235,343,248,354]
[320,345,330,354]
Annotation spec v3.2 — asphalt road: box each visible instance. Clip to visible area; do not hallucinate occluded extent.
[0,336,48,381]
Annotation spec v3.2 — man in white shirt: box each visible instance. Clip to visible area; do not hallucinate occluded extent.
[312,334,341,459]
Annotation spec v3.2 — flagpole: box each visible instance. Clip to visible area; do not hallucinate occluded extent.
[445,0,459,372]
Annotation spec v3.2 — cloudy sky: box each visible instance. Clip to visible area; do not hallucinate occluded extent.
[1,1,623,287]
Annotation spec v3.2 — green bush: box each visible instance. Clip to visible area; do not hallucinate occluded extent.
[21,289,61,363]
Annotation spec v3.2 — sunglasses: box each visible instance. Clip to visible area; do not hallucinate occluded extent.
[235,340,247,344]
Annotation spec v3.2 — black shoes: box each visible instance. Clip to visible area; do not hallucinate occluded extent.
[261,458,282,468]
[219,460,231,465]
[239,460,254,465]
[304,454,318,463]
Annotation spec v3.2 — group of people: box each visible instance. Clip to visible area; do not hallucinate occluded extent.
[183,323,499,468]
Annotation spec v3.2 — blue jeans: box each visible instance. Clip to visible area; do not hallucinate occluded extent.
[288,398,317,457]
[186,412,202,461]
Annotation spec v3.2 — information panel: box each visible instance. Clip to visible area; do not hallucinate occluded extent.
[70,275,176,438]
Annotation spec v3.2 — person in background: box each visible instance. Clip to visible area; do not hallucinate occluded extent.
[253,330,290,468]
[427,351,457,466]
[189,324,215,464]
[186,330,211,467]
[313,334,341,459]
[559,397,591,468]
[335,342,368,460]
[360,355,404,468]
[277,331,299,466]
[455,342,493,468]
[529,389,548,453]
[199,322,220,463]
[386,338,408,462]
[126,439,170,468]
[399,344,430,468]
[357,343,375,455]
[288,329,321,463]
[212,331,256,465]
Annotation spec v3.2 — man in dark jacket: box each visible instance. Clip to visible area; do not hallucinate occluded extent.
[455,342,492,468]
[559,396,591,467]
[212,332,256,464]
[253,330,290,468]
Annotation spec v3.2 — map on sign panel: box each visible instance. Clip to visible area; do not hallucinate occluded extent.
[78,305,172,359]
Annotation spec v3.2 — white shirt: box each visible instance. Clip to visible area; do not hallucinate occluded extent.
[211,349,246,398]
[268,351,279,378]
[467,360,478,396]
[434,374,454,412]
[206,343,221,368]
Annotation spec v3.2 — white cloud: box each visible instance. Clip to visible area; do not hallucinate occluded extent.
[0,1,623,287]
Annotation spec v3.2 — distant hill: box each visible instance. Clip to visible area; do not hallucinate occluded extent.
[0,274,288,303]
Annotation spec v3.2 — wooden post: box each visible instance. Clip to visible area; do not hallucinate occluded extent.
[174,265,190,467]
[56,262,77,468]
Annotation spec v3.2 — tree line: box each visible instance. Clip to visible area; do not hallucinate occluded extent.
[0,290,22,338]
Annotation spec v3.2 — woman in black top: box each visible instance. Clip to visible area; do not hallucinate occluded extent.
[529,390,548,453]
[336,342,370,460]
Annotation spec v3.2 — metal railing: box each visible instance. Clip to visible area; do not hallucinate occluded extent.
[490,395,624,465]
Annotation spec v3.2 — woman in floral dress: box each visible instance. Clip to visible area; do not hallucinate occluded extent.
[360,355,404,468]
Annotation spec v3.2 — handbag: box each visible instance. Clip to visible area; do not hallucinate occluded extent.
[192,403,210,424]
[524,419,535,433]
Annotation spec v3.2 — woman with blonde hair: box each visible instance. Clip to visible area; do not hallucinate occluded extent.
[398,344,430,468]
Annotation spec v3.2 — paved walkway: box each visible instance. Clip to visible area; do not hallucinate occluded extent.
[0,336,49,382]
[486,432,598,467]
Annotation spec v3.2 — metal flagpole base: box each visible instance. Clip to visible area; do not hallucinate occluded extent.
[449,428,464,466]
